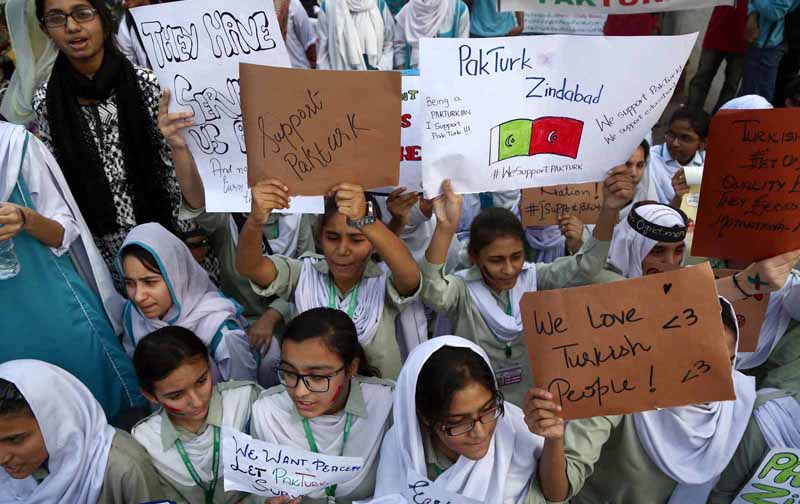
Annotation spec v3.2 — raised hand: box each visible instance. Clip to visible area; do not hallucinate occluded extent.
[432,179,463,233]
[387,187,422,229]
[737,250,800,296]
[559,214,585,254]
[602,166,635,210]
[157,88,193,150]
[329,183,367,222]
[523,388,565,439]
[250,179,290,225]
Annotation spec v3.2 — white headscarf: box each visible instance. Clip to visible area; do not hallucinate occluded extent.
[326,0,385,69]
[737,272,800,370]
[0,360,116,504]
[524,226,566,263]
[118,223,242,351]
[374,336,544,504]
[607,203,687,278]
[294,255,387,347]
[0,0,58,125]
[632,298,757,504]
[719,95,774,111]
[753,389,800,449]
[456,264,537,342]
[251,377,393,500]
[397,0,454,44]
[132,385,254,489]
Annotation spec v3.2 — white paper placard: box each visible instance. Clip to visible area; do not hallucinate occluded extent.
[401,74,423,191]
[131,0,291,213]
[524,12,607,35]
[733,447,800,503]
[222,427,365,499]
[501,0,733,14]
[405,472,482,504]
[419,34,696,197]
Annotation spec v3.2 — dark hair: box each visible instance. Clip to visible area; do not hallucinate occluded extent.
[120,244,161,275]
[669,107,710,139]
[785,76,800,102]
[720,298,738,337]
[282,308,379,378]
[638,138,650,164]
[320,193,383,230]
[416,346,503,428]
[0,379,32,418]
[468,207,525,257]
[133,326,210,395]
[36,0,118,48]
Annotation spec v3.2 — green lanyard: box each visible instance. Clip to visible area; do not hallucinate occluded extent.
[504,298,513,359]
[328,276,360,318]
[175,425,220,504]
[302,413,354,499]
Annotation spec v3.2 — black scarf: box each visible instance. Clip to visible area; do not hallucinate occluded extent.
[45,47,175,236]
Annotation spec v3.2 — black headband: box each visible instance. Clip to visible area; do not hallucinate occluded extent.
[627,201,689,243]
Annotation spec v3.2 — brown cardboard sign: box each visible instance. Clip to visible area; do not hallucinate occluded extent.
[713,269,769,353]
[240,64,401,195]
[521,262,735,419]
[692,109,800,261]
[519,182,604,227]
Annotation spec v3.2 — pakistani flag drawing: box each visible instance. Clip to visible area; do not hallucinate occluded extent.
[489,116,584,164]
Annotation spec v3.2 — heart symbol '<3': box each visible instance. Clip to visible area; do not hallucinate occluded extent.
[663,283,673,295]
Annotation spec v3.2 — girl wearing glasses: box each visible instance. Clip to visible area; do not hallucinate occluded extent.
[119,223,258,383]
[237,180,422,381]
[31,0,217,287]
[371,336,567,503]
[132,326,262,504]
[251,308,394,504]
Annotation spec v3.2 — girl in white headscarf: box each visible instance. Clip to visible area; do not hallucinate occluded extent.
[393,0,469,70]
[118,222,257,383]
[251,308,395,504]
[0,360,163,504]
[558,298,757,504]
[316,0,394,70]
[372,336,570,503]
[132,326,261,504]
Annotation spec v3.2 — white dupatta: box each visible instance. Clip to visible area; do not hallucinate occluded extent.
[0,360,116,504]
[373,336,544,504]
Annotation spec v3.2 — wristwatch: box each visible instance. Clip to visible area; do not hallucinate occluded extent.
[347,201,377,229]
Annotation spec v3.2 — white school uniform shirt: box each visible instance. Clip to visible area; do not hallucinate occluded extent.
[393,0,470,70]
[316,0,395,70]
[286,0,318,68]
[116,13,150,69]
[650,143,705,205]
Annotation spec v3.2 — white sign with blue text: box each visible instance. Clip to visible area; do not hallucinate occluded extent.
[222,427,365,499]
[419,34,696,197]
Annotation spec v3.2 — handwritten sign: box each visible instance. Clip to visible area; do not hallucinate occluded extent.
[241,64,401,195]
[521,263,735,419]
[405,472,481,504]
[692,109,800,261]
[401,74,423,191]
[524,12,607,35]
[713,269,769,353]
[222,427,365,499]
[520,182,604,227]
[130,0,291,212]
[419,35,695,197]
[501,0,733,14]
[733,448,800,504]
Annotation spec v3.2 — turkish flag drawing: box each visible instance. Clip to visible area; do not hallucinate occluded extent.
[529,117,584,159]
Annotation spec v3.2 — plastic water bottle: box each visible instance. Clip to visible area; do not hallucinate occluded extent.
[0,238,20,280]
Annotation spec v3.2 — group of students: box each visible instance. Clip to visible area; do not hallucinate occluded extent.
[1,0,800,503]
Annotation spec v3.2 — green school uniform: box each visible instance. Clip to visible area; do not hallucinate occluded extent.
[749,319,800,391]
[30,430,164,504]
[251,253,422,380]
[563,415,678,504]
[133,381,262,504]
[421,236,612,406]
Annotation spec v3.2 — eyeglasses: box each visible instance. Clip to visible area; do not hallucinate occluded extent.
[276,366,345,393]
[42,7,97,28]
[440,400,504,436]
[664,131,699,145]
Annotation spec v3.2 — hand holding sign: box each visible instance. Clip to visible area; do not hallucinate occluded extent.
[521,263,735,419]
[249,179,291,225]
[523,388,565,439]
